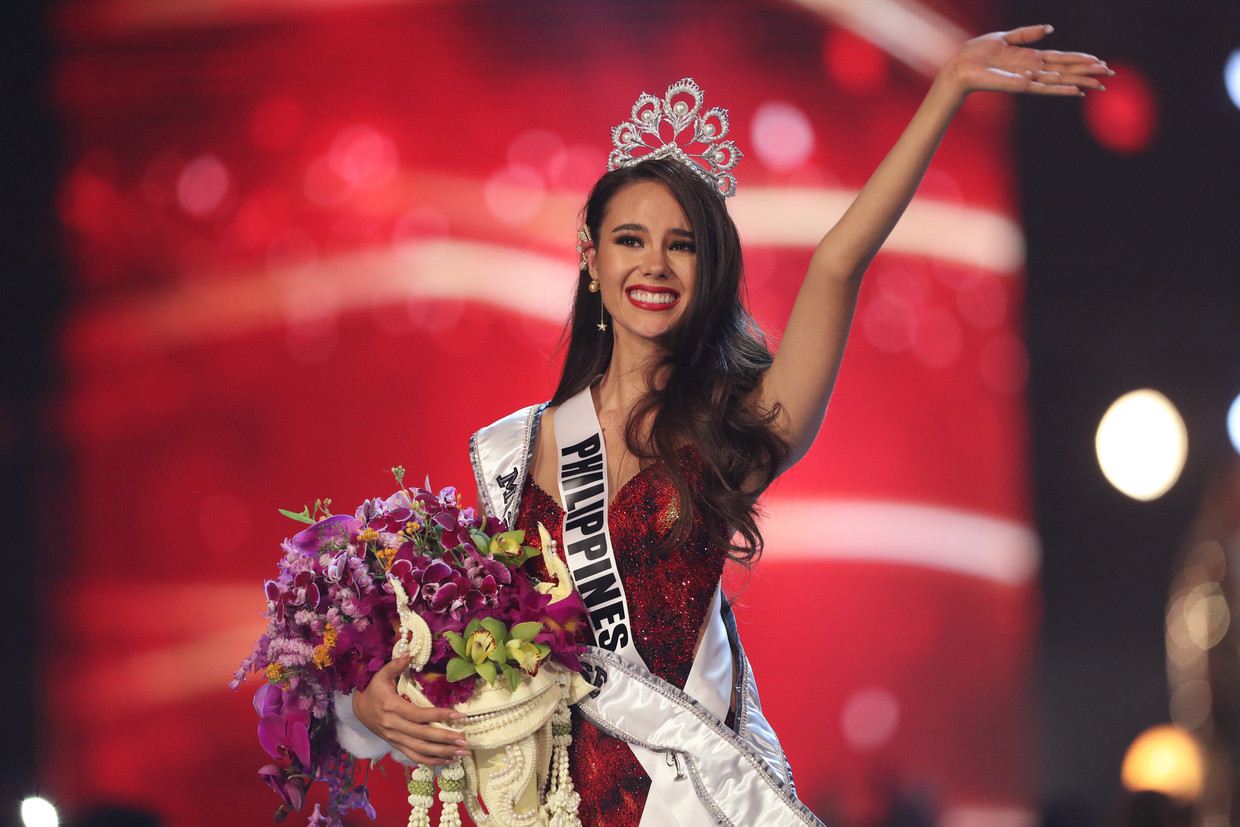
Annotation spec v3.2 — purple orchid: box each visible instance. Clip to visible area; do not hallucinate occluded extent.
[432,508,475,550]
[415,668,478,707]
[259,708,312,768]
[535,592,588,671]
[291,515,363,556]
[259,764,308,812]
[463,545,513,588]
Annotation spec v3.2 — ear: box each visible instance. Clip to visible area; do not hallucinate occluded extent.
[584,243,598,279]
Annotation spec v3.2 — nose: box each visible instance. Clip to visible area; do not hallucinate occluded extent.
[641,246,670,279]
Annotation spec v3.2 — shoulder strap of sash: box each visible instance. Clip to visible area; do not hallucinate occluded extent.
[469,403,546,528]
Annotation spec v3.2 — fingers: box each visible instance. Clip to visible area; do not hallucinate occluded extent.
[388,726,473,766]
[378,698,472,766]
[377,654,412,680]
[1001,24,1054,46]
[1028,69,1109,92]
[1040,50,1109,66]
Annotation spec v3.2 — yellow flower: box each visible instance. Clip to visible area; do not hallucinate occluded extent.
[312,625,338,669]
[505,638,543,675]
[489,531,523,558]
[358,527,379,543]
[465,629,497,665]
[265,663,285,684]
[374,546,397,570]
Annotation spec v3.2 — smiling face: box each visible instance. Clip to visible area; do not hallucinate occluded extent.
[586,180,697,345]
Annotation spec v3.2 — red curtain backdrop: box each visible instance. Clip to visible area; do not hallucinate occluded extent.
[47,1,1036,824]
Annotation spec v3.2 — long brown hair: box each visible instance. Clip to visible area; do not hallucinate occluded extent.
[550,158,788,563]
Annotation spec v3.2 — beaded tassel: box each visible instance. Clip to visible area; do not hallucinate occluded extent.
[545,691,581,827]
[406,765,434,827]
[436,760,465,827]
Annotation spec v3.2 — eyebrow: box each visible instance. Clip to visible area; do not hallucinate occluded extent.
[608,223,695,238]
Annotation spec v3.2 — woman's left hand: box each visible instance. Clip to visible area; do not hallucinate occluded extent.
[943,24,1111,100]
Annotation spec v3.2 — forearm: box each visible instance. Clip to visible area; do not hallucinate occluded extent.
[765,71,967,461]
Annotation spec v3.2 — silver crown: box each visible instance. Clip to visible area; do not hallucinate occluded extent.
[607,78,742,198]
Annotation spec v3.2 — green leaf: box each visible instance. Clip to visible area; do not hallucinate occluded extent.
[535,643,550,659]
[510,622,543,643]
[501,663,522,692]
[278,507,316,525]
[464,618,482,637]
[445,657,476,683]
[444,631,466,658]
[475,661,497,684]
[480,617,509,647]
[470,530,490,552]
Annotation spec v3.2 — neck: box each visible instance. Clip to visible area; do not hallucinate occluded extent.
[595,331,667,417]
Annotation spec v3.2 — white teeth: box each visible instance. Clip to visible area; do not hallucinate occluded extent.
[628,289,677,305]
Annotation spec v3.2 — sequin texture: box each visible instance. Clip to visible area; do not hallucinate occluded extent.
[516,446,726,826]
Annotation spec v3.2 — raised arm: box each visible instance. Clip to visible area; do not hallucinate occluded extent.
[757,25,1109,468]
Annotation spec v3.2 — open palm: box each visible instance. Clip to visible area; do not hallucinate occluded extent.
[950,25,1111,96]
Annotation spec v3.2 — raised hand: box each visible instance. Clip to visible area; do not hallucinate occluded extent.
[945,24,1111,99]
[352,655,472,765]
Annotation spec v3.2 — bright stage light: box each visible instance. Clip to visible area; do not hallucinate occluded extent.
[1225,49,1240,111]
[20,797,59,827]
[1121,725,1204,802]
[1227,393,1240,454]
[1095,389,1187,501]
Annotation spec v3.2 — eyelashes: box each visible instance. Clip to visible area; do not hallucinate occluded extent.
[610,234,696,253]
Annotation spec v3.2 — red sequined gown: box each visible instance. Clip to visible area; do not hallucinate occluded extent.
[515,446,726,827]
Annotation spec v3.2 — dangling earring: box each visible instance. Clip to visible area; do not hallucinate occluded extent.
[578,225,605,331]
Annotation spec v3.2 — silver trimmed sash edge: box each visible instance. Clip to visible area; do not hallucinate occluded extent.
[576,648,825,827]
[722,599,795,792]
[469,403,546,526]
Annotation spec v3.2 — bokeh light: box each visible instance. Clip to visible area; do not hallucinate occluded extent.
[1120,725,1205,802]
[484,165,545,225]
[20,798,58,827]
[841,686,900,751]
[1227,392,1240,454]
[176,154,231,217]
[1083,62,1157,155]
[1225,49,1240,112]
[750,101,815,172]
[1095,389,1187,501]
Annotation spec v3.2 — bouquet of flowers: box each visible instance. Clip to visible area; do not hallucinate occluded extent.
[232,467,591,827]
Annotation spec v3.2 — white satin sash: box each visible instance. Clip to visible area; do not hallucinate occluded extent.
[470,397,817,826]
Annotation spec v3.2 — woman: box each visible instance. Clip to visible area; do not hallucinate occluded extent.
[343,24,1109,825]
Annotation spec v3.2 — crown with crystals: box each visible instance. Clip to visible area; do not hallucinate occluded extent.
[607,78,742,198]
